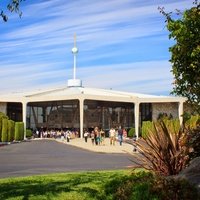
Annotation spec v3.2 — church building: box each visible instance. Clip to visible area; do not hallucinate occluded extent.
[0,36,186,139]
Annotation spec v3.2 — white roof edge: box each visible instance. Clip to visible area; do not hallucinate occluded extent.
[0,86,187,103]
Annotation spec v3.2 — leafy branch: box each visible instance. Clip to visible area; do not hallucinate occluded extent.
[0,0,25,22]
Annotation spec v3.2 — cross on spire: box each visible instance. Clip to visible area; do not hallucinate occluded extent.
[74,33,76,47]
[67,34,82,87]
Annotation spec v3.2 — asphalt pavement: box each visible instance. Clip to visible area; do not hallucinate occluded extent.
[0,139,137,178]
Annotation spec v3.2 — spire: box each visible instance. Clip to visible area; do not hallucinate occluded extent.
[71,33,78,80]
[67,34,82,87]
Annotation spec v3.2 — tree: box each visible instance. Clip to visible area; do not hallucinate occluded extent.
[0,0,25,22]
[159,1,200,113]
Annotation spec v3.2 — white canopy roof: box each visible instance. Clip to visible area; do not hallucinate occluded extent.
[0,85,186,104]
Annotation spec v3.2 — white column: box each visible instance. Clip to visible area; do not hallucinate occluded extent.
[22,102,27,140]
[178,101,184,125]
[0,102,7,114]
[134,102,140,140]
[79,98,84,139]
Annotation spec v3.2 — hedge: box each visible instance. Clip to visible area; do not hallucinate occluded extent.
[128,128,135,138]
[0,112,8,142]
[26,129,33,138]
[14,122,24,141]
[8,120,15,142]
[1,118,8,142]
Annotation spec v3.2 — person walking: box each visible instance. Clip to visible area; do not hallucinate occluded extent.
[90,130,95,145]
[94,127,100,145]
[84,130,89,143]
[66,131,70,142]
[109,127,116,145]
[100,128,105,146]
[118,126,123,146]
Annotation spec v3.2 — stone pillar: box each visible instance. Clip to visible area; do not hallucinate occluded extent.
[22,102,27,140]
[134,102,140,140]
[79,98,84,139]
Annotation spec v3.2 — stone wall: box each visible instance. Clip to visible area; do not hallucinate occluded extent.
[0,102,7,114]
[152,102,179,121]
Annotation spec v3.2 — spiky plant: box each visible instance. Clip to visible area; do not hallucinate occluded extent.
[141,121,155,139]
[135,120,190,176]
[185,115,199,130]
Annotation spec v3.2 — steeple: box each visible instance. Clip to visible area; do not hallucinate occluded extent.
[67,33,82,87]
[71,33,78,79]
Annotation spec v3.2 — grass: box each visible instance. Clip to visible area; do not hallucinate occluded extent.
[0,170,131,200]
[1,169,198,200]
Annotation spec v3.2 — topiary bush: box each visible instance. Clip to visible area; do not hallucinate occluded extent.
[1,118,8,142]
[19,122,24,140]
[15,122,24,141]
[8,120,15,142]
[26,129,32,138]
[14,122,20,141]
[128,128,135,138]
[0,112,8,142]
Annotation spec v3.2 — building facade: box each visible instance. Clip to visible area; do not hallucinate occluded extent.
[0,86,186,139]
[0,36,186,139]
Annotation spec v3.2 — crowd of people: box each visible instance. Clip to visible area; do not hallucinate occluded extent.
[33,126,128,146]
[83,126,127,146]
[34,129,79,140]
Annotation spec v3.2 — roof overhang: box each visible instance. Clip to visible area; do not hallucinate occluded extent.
[0,86,187,104]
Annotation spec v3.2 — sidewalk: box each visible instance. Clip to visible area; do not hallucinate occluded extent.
[56,138,135,154]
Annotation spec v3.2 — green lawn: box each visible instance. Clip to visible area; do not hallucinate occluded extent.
[1,169,198,200]
[0,170,131,200]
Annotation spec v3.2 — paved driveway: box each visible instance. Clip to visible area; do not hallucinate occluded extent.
[0,140,135,178]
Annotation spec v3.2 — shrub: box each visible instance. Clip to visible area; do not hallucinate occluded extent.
[183,115,200,160]
[15,122,24,141]
[0,116,2,142]
[7,120,15,142]
[26,129,32,138]
[1,118,8,142]
[128,128,135,138]
[157,112,173,120]
[187,126,200,159]
[14,123,20,141]
[0,112,8,142]
[185,115,199,130]
[152,176,200,200]
[122,172,157,200]
[19,122,24,140]
[107,171,158,200]
[141,121,155,138]
[105,170,200,200]
[164,119,180,135]
[136,120,190,176]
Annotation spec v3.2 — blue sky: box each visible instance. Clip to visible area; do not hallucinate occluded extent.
[0,0,194,95]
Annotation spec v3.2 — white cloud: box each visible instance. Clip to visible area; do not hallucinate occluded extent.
[75,60,172,95]
[0,0,193,95]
